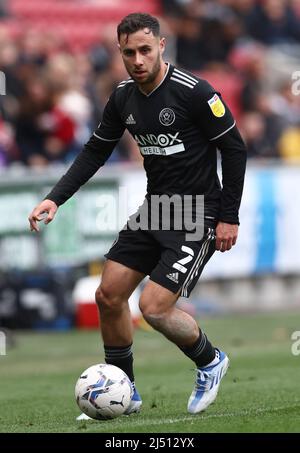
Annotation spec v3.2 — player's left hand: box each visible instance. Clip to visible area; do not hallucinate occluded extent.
[215,222,238,252]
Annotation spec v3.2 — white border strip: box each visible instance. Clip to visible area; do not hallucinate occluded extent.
[170,77,195,89]
[174,68,198,83]
[181,229,214,297]
[93,132,121,142]
[172,71,197,85]
[209,121,236,141]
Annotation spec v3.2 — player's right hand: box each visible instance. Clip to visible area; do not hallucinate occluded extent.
[28,199,58,232]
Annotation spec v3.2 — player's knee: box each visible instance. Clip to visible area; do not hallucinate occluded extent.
[139,296,165,324]
[95,285,123,312]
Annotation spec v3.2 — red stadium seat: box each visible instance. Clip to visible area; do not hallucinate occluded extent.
[197,69,243,122]
[7,0,161,52]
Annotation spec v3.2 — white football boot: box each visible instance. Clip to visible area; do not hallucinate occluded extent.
[188,349,229,414]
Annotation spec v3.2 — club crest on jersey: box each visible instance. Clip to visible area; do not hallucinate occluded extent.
[207,94,225,118]
[159,108,175,126]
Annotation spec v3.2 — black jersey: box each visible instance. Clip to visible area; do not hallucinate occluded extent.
[46,63,247,224]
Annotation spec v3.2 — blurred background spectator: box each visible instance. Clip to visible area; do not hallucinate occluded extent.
[0,0,300,167]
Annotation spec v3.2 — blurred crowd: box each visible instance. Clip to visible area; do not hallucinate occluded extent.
[1,0,300,169]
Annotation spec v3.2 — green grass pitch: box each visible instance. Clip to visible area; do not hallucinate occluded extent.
[0,311,300,433]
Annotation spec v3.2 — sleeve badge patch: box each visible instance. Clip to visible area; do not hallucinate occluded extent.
[207,94,225,117]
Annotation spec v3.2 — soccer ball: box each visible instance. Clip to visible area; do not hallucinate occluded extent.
[75,363,133,420]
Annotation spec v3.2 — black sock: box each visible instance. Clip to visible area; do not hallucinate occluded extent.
[104,344,134,383]
[178,329,216,368]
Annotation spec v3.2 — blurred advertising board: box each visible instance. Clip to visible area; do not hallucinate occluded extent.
[0,163,299,277]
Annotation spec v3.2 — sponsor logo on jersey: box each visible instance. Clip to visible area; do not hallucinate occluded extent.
[166,272,179,283]
[125,114,136,125]
[159,108,175,126]
[207,94,225,118]
[134,132,185,156]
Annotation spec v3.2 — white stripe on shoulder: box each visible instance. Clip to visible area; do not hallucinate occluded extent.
[209,121,236,141]
[117,79,134,88]
[173,68,198,83]
[170,76,195,89]
[93,132,121,142]
[171,71,197,85]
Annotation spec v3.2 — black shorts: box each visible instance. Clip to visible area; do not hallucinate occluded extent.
[105,224,216,298]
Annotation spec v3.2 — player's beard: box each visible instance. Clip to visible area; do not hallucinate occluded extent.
[129,54,162,86]
[141,56,161,86]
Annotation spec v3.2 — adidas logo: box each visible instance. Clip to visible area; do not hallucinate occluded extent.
[166,272,179,283]
[125,114,136,125]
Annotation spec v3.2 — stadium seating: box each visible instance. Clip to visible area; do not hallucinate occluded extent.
[6,0,161,52]
[198,69,243,121]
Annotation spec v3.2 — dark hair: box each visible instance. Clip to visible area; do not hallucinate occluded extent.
[117,13,160,41]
